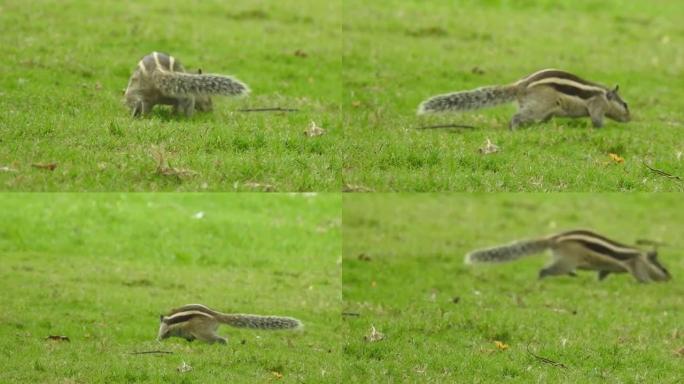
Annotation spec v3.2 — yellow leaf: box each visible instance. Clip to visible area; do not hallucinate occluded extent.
[609,153,625,164]
[271,371,284,379]
[494,340,509,351]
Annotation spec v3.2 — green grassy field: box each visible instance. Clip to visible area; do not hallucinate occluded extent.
[343,193,684,382]
[342,0,684,191]
[0,0,341,191]
[0,193,341,383]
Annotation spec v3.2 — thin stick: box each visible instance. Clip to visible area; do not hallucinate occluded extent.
[128,350,174,355]
[417,123,476,130]
[643,162,682,182]
[342,312,361,317]
[526,344,568,369]
[237,107,299,113]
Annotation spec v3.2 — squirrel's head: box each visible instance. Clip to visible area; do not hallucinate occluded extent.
[646,250,671,282]
[605,85,630,123]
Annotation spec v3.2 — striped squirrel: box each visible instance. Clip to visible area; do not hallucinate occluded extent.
[418,69,630,130]
[465,229,670,283]
[157,304,302,344]
[124,52,249,117]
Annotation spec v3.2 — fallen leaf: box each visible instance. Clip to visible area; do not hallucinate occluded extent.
[242,181,275,192]
[304,121,325,137]
[343,184,374,192]
[365,325,384,342]
[271,371,284,379]
[494,340,509,351]
[32,162,57,171]
[150,146,197,178]
[479,138,499,154]
[0,165,18,172]
[609,153,625,164]
[177,361,192,373]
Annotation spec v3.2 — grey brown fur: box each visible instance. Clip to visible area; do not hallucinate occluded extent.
[465,229,670,283]
[124,52,249,117]
[157,304,302,344]
[418,69,630,130]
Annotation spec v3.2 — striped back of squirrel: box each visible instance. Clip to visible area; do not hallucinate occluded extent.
[136,51,184,76]
[549,229,642,261]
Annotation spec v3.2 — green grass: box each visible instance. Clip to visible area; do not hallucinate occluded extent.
[342,0,684,191]
[0,193,342,383]
[342,193,684,382]
[0,0,341,191]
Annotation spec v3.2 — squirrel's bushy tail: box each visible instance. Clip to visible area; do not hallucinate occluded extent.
[465,238,551,264]
[418,85,517,114]
[219,314,303,330]
[153,71,250,97]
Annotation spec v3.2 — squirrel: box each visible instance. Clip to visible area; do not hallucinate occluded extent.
[124,52,249,117]
[418,69,630,130]
[157,304,303,344]
[465,229,670,283]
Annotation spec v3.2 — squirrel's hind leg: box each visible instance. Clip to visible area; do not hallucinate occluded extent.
[539,250,576,279]
[176,98,196,117]
[510,98,560,130]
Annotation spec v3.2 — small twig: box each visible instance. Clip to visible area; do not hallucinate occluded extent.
[342,312,361,317]
[635,239,667,248]
[416,123,476,130]
[526,344,568,369]
[643,161,683,183]
[237,107,299,113]
[127,350,174,355]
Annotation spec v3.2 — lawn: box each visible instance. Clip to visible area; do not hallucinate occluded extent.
[0,193,342,383]
[342,193,684,382]
[0,0,341,191]
[342,0,684,191]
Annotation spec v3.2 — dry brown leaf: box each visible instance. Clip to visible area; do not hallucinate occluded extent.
[364,325,384,342]
[343,184,374,192]
[304,121,325,137]
[32,162,58,171]
[0,165,18,172]
[609,153,625,163]
[242,181,276,191]
[479,138,499,154]
[150,145,197,178]
[177,361,192,373]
